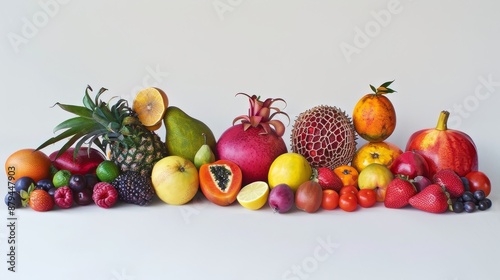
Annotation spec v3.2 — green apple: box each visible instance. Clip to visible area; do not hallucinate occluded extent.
[357,163,394,202]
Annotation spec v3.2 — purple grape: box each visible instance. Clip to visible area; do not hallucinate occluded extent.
[5,192,22,208]
[452,201,465,213]
[473,190,486,201]
[37,178,55,191]
[464,201,476,213]
[462,191,474,202]
[69,174,87,192]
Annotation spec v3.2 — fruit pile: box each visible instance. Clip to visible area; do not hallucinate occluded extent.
[3,82,493,214]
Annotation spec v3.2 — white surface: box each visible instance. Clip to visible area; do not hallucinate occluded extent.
[1,1,500,279]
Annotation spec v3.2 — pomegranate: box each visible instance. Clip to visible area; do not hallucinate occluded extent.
[216,93,288,185]
[405,111,478,177]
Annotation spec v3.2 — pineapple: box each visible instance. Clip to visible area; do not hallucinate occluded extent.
[37,86,167,176]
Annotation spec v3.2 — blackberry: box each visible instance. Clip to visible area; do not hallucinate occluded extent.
[111,171,155,206]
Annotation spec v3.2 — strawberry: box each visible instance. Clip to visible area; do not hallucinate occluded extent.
[433,169,465,198]
[28,189,54,212]
[92,182,118,209]
[408,184,451,214]
[384,177,417,208]
[314,167,343,192]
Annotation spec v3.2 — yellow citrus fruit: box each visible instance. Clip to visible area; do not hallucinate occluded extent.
[52,170,71,188]
[96,160,120,182]
[132,87,169,126]
[151,156,199,205]
[236,181,270,210]
[268,152,312,192]
[5,149,52,183]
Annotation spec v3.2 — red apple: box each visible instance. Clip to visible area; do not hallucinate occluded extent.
[390,151,430,179]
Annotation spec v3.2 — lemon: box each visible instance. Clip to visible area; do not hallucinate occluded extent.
[96,160,120,183]
[268,152,312,192]
[53,169,71,188]
[236,181,270,210]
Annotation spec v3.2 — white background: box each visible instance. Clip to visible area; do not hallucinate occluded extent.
[1,1,500,279]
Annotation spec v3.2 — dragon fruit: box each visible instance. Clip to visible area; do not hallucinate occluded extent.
[216,93,289,186]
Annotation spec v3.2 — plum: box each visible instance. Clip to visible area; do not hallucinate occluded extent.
[268,184,294,213]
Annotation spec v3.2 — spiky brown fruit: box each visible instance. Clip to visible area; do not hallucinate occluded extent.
[291,105,357,169]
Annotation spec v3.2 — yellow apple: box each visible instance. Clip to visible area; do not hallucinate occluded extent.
[357,163,394,202]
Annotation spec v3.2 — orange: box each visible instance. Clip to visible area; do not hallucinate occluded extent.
[145,120,163,131]
[333,165,359,187]
[132,87,169,126]
[352,80,397,142]
[5,148,52,183]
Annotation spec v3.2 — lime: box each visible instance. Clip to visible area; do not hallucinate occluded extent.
[96,160,120,183]
[236,181,270,210]
[53,170,71,188]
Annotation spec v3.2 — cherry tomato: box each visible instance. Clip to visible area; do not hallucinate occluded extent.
[340,185,359,197]
[339,193,358,212]
[465,171,491,197]
[333,165,359,187]
[357,189,377,208]
[321,189,339,210]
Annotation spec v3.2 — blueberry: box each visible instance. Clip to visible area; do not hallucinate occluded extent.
[464,201,476,213]
[462,191,474,202]
[452,201,465,213]
[14,177,35,193]
[473,190,486,201]
[4,192,22,208]
[47,187,57,197]
[37,178,55,191]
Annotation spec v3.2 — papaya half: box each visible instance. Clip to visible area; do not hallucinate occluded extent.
[199,160,242,206]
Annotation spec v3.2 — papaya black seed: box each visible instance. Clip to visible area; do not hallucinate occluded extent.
[209,165,232,191]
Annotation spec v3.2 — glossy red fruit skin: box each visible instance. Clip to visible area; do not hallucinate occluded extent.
[405,111,478,177]
[390,151,430,179]
[433,169,465,199]
[316,167,343,192]
[216,124,287,186]
[50,147,106,175]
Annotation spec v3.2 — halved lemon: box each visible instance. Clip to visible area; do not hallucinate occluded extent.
[236,181,270,210]
[132,87,169,126]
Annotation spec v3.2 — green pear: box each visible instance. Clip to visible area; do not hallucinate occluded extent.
[194,133,216,169]
[164,106,216,163]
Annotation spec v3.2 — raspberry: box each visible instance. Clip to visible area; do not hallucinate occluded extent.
[92,182,118,209]
[54,186,74,209]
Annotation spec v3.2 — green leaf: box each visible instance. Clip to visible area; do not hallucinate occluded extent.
[54,103,93,118]
[83,86,96,110]
[36,122,98,152]
[380,80,395,88]
[94,87,108,105]
[53,117,95,133]
[27,183,35,194]
[370,84,377,93]
[20,189,29,200]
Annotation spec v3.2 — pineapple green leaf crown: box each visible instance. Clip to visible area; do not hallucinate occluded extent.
[232,93,290,137]
[36,85,143,159]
